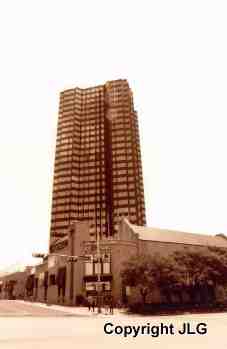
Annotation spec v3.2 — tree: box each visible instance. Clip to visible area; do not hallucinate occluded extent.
[121,253,178,304]
[147,253,180,303]
[121,254,155,304]
[121,247,227,306]
[170,247,227,304]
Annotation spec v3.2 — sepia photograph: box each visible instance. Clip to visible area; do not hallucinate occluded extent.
[0,1,227,348]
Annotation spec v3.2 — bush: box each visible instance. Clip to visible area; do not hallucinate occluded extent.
[128,301,227,315]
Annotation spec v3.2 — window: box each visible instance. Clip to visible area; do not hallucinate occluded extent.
[94,263,101,275]
[85,262,93,275]
[103,262,110,274]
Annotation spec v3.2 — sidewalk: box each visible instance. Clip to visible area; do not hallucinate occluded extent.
[16,300,127,317]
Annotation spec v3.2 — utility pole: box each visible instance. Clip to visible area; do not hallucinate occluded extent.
[69,226,75,306]
[96,230,102,314]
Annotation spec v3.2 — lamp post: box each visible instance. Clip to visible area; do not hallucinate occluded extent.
[69,225,75,306]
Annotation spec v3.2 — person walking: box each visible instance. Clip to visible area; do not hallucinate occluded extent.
[109,296,114,315]
[104,296,108,315]
[87,297,91,311]
[91,299,96,312]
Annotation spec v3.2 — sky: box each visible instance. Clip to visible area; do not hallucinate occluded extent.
[0,0,227,269]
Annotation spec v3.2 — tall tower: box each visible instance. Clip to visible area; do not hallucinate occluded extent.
[50,79,146,244]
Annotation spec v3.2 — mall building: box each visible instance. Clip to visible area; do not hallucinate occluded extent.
[1,219,227,304]
[4,218,226,305]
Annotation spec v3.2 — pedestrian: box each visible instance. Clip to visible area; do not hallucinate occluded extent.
[109,296,114,315]
[87,298,91,311]
[91,299,96,312]
[117,300,122,309]
[104,297,108,315]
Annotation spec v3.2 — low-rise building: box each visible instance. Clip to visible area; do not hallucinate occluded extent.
[0,266,33,300]
[29,218,227,306]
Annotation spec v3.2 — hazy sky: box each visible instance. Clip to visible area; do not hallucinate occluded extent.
[0,1,227,268]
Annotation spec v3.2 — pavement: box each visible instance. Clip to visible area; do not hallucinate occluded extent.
[25,301,126,316]
[0,300,226,348]
[0,299,125,317]
[0,300,77,317]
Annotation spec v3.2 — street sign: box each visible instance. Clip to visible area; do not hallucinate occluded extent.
[79,255,92,261]
[85,282,96,291]
[32,253,46,259]
[85,281,111,291]
[67,256,78,263]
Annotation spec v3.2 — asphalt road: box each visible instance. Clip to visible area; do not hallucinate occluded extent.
[0,300,226,348]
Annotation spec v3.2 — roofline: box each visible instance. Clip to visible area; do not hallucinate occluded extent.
[60,79,129,94]
[130,223,223,239]
[138,238,227,249]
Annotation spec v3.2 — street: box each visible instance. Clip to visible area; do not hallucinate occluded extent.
[0,300,76,316]
[0,300,226,348]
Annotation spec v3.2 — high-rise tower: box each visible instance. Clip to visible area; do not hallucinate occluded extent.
[50,79,146,244]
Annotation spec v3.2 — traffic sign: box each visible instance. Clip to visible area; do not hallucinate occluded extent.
[67,256,78,263]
